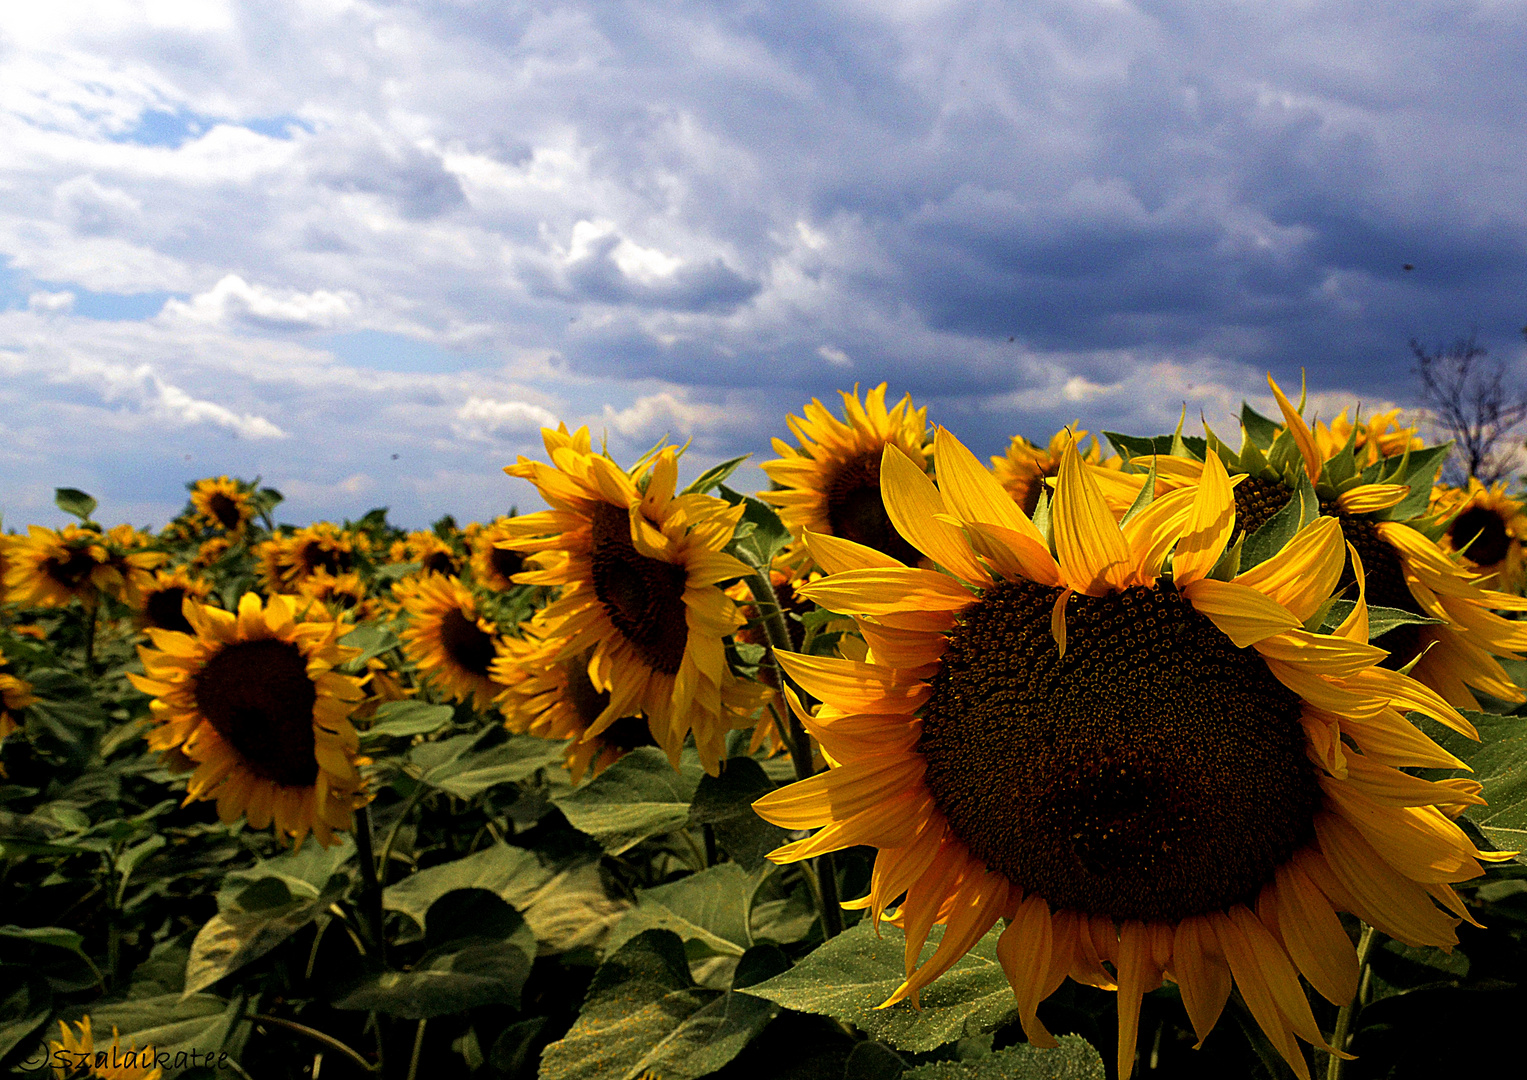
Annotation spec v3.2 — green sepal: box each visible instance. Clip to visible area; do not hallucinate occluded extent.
[1118,457,1158,528]
[683,454,751,495]
[1240,403,1281,450]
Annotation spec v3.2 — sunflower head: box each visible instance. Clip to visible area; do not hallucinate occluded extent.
[754,428,1494,1080]
[134,567,214,636]
[190,476,256,534]
[4,525,117,607]
[0,648,36,744]
[991,426,1119,516]
[758,384,931,564]
[295,568,377,621]
[399,574,502,710]
[1432,479,1527,591]
[468,517,527,592]
[389,530,462,580]
[502,427,760,774]
[50,1017,162,1080]
[128,592,365,848]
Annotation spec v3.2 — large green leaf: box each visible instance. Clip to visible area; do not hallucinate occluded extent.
[903,1037,1105,1079]
[0,927,101,993]
[688,757,788,870]
[411,731,568,798]
[626,989,777,1080]
[718,486,792,571]
[360,700,452,744]
[742,920,1015,1052]
[84,993,243,1078]
[539,929,718,1080]
[383,841,551,933]
[54,488,97,521]
[552,748,703,854]
[0,975,50,1064]
[607,863,759,960]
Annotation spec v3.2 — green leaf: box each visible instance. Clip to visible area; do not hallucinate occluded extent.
[719,485,792,571]
[411,731,569,798]
[383,842,552,934]
[1100,433,1206,462]
[0,927,101,994]
[683,455,751,496]
[539,929,718,1080]
[902,1037,1105,1079]
[552,747,703,854]
[1238,486,1302,571]
[338,623,399,667]
[1316,602,1444,638]
[742,920,1015,1052]
[361,700,453,744]
[184,853,352,995]
[54,488,97,521]
[1240,404,1281,451]
[84,993,243,1078]
[607,863,759,960]
[688,757,788,870]
[626,989,778,1080]
[1377,446,1452,520]
[1422,709,1527,855]
[0,974,50,1064]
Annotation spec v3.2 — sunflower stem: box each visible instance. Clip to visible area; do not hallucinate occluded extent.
[1325,923,1377,1080]
[82,595,98,669]
[405,1019,427,1080]
[353,803,386,961]
[248,1014,379,1073]
[377,782,429,888]
[742,570,843,938]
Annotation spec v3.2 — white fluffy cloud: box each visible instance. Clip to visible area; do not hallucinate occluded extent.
[453,397,561,441]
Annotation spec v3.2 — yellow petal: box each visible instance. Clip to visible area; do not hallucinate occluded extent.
[804,529,904,573]
[933,426,1046,543]
[1182,578,1301,647]
[1233,516,1343,622]
[1171,450,1235,587]
[1053,436,1133,595]
[1336,483,1410,514]
[880,444,991,585]
[1268,373,1322,485]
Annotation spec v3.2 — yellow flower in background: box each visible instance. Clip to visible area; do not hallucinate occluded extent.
[1314,407,1423,466]
[468,517,527,592]
[502,427,756,775]
[389,530,462,578]
[399,574,502,710]
[1432,479,1527,595]
[190,476,256,534]
[759,383,930,565]
[493,623,658,784]
[256,524,369,592]
[50,1017,162,1080]
[128,593,365,848]
[754,428,1496,1080]
[134,566,214,636]
[991,427,1120,516]
[295,568,377,622]
[0,648,36,744]
[3,525,162,607]
[192,534,237,570]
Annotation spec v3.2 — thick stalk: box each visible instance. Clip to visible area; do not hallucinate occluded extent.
[744,570,843,938]
[353,803,386,959]
[1326,923,1377,1080]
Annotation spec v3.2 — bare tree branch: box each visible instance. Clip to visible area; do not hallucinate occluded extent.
[1411,331,1527,486]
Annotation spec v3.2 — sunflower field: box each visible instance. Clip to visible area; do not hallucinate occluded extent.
[4,381,1527,1080]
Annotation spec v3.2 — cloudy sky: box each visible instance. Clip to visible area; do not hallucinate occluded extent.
[3,0,1524,529]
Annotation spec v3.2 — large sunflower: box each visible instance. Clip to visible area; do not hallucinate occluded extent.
[0,648,36,744]
[991,426,1119,516]
[189,476,256,534]
[493,622,658,783]
[1432,479,1527,595]
[502,427,756,775]
[759,383,930,565]
[134,567,214,636]
[398,574,502,710]
[128,593,365,848]
[3,525,162,608]
[1127,377,1527,709]
[753,428,1496,1080]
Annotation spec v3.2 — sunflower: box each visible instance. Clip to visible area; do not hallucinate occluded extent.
[257,524,369,592]
[3,525,161,608]
[991,427,1120,516]
[50,1017,162,1080]
[493,623,658,783]
[759,384,930,565]
[0,648,36,744]
[389,530,462,579]
[127,592,365,848]
[192,535,237,570]
[753,428,1497,1080]
[189,476,255,534]
[1314,407,1423,465]
[398,574,502,710]
[1432,479,1527,595]
[295,568,377,622]
[1126,376,1527,709]
[502,427,757,775]
[134,567,214,636]
[468,517,527,592]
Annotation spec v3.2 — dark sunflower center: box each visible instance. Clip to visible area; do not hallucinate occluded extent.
[439,609,495,677]
[920,579,1320,922]
[422,551,459,577]
[145,587,193,634]
[489,545,524,583]
[823,453,923,565]
[46,548,99,590]
[192,639,319,787]
[208,492,243,530]
[300,543,348,576]
[588,502,689,676]
[1234,476,1428,665]
[1449,506,1511,568]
